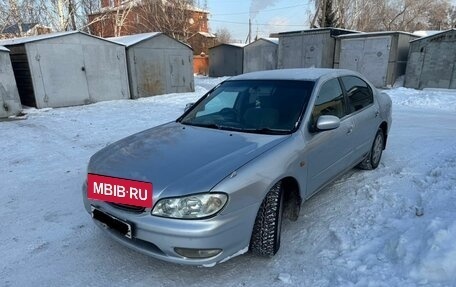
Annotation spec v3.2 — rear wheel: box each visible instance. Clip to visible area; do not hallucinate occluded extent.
[358,128,384,170]
[250,182,284,256]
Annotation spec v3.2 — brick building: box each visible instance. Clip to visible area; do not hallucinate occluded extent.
[186,31,217,55]
[88,0,209,40]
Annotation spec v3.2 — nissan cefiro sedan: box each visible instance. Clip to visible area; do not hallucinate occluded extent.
[82,68,392,266]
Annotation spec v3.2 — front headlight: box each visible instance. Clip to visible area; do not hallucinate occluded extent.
[151,193,228,219]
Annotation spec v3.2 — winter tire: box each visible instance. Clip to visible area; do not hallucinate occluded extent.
[250,181,284,256]
[358,128,384,170]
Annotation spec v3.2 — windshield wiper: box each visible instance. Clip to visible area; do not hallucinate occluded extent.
[181,122,221,129]
[181,122,289,135]
[241,128,290,135]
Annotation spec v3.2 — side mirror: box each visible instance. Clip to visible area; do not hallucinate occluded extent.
[316,115,340,131]
[184,102,195,112]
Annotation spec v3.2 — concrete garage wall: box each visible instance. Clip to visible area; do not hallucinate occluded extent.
[278,28,357,69]
[335,32,418,88]
[405,29,456,89]
[243,38,278,73]
[111,33,194,99]
[0,46,22,118]
[0,31,130,108]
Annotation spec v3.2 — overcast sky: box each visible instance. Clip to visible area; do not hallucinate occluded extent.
[205,0,313,42]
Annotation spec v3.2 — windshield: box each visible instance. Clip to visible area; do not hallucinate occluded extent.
[179,80,315,134]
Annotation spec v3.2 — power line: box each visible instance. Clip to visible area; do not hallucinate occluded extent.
[210,4,307,16]
[209,19,306,27]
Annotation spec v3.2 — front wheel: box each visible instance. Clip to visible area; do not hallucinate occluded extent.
[358,128,384,170]
[249,182,284,256]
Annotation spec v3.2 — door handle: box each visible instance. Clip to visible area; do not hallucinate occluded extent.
[347,126,354,134]
[375,110,380,117]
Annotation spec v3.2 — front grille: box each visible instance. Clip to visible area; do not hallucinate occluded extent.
[109,202,145,213]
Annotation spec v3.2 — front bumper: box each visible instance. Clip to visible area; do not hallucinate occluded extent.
[82,182,258,266]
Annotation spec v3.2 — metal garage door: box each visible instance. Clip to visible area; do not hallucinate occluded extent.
[340,36,391,87]
[83,45,128,102]
[33,43,89,108]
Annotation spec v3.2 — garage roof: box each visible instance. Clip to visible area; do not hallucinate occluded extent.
[109,32,192,49]
[410,28,456,42]
[0,31,123,46]
[108,32,162,47]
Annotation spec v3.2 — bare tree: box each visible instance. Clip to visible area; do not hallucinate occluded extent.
[112,1,134,36]
[0,0,49,35]
[449,5,456,28]
[137,0,195,41]
[311,0,453,32]
[215,27,232,44]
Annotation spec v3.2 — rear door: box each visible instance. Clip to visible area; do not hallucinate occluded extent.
[340,76,378,163]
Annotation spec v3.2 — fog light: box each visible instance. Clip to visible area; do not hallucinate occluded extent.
[174,247,222,259]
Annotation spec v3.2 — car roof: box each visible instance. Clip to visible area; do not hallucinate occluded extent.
[229,68,359,82]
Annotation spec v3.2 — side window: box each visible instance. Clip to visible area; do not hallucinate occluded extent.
[312,78,346,120]
[341,76,373,113]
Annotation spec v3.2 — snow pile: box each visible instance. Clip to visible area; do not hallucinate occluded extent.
[411,221,456,282]
[387,87,456,111]
[1,77,456,287]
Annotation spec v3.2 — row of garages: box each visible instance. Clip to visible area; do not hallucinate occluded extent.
[2,28,455,118]
[210,28,456,90]
[0,31,194,118]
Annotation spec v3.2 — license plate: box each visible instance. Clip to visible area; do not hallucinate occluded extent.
[87,173,153,208]
[91,206,132,239]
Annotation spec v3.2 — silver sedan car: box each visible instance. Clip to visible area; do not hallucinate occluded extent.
[83,68,392,266]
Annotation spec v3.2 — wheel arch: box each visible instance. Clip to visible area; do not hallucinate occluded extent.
[379,121,388,149]
[281,176,302,221]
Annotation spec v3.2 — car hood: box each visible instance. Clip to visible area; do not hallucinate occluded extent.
[88,122,289,200]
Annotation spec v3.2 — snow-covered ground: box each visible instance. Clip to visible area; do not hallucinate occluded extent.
[1,77,455,287]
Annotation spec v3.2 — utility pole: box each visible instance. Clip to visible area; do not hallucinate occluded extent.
[245,18,252,44]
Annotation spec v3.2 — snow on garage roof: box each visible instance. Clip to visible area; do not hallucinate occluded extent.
[108,32,162,47]
[108,32,192,49]
[0,31,123,46]
[413,30,443,37]
[210,42,247,50]
[244,38,278,48]
[411,29,456,42]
